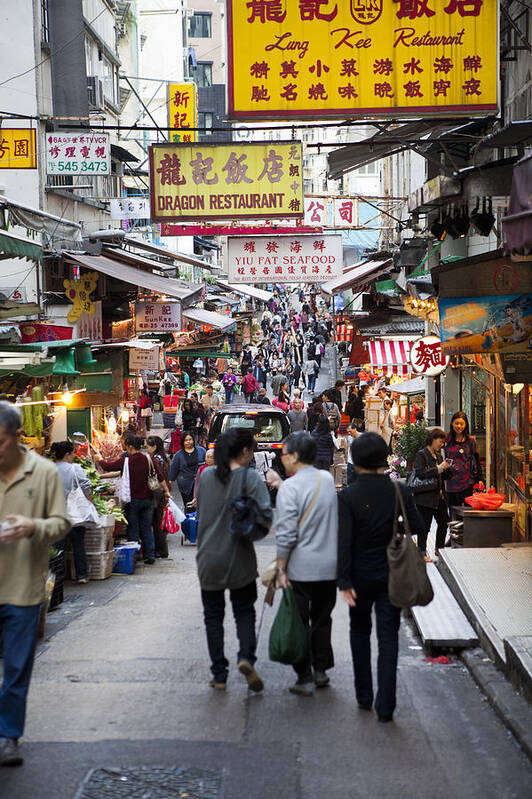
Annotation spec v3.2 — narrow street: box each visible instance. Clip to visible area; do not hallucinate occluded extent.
[3,534,530,799]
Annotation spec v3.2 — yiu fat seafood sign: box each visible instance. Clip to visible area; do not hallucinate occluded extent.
[227,234,343,284]
[227,0,498,119]
[149,141,303,221]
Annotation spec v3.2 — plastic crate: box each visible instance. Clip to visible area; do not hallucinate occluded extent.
[84,526,114,554]
[113,544,139,575]
[83,550,114,580]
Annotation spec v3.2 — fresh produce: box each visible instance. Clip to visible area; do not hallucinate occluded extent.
[21,386,47,437]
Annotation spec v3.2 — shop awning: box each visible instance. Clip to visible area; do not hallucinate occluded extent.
[481,120,532,149]
[0,230,42,261]
[368,339,413,376]
[123,236,218,272]
[183,308,236,332]
[215,280,273,302]
[0,196,82,243]
[390,376,426,395]
[63,252,203,306]
[92,339,161,350]
[321,259,393,296]
[111,144,140,163]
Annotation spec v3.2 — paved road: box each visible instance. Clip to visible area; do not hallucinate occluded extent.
[2,533,530,798]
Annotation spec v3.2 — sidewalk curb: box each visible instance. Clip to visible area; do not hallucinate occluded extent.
[461,648,532,761]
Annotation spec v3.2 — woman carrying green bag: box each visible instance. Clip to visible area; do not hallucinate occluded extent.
[274,432,338,697]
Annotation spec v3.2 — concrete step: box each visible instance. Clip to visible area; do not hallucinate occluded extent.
[411,563,478,649]
[505,635,532,704]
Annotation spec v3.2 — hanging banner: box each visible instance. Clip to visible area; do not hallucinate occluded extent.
[439,294,532,354]
[149,141,304,221]
[19,322,73,343]
[168,83,198,143]
[410,335,449,375]
[110,197,150,220]
[129,347,160,372]
[135,301,182,333]
[46,133,110,175]
[160,222,321,236]
[0,129,37,169]
[227,0,498,119]
[227,234,343,283]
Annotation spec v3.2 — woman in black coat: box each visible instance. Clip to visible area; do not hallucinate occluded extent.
[311,416,335,470]
[412,427,453,558]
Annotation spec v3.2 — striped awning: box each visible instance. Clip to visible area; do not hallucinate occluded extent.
[368,339,413,376]
[335,323,354,343]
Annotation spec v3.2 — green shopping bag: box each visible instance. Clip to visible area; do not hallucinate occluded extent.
[269,587,309,665]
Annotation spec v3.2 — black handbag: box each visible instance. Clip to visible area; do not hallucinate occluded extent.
[229,468,271,543]
[407,449,438,494]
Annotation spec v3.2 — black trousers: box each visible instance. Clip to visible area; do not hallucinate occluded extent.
[291,580,337,681]
[349,577,401,720]
[201,580,257,682]
[418,499,449,552]
[446,487,474,510]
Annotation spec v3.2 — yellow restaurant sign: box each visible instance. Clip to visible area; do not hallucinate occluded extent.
[168,82,198,143]
[149,141,304,221]
[0,129,37,169]
[227,0,498,119]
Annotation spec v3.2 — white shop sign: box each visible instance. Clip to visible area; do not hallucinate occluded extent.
[135,302,182,333]
[0,286,27,301]
[46,132,110,175]
[129,346,160,372]
[410,335,449,376]
[110,197,150,220]
[227,234,343,284]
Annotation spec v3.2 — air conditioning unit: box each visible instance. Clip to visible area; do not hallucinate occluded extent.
[87,76,104,110]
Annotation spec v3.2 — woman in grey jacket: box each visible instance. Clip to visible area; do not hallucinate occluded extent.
[196,428,272,692]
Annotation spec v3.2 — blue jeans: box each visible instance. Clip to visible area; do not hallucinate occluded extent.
[244,392,254,403]
[128,498,155,560]
[349,577,401,719]
[224,387,234,404]
[307,373,316,392]
[0,603,41,739]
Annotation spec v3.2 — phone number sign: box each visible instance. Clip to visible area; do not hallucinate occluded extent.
[46,133,110,175]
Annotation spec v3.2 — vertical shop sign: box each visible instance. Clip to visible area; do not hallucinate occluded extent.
[168,82,198,143]
[227,0,498,119]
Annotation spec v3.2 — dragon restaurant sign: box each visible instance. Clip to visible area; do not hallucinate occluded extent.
[227,0,498,119]
[410,335,449,376]
[149,141,303,221]
[227,234,343,284]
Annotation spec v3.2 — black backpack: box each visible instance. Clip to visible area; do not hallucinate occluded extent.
[228,468,271,543]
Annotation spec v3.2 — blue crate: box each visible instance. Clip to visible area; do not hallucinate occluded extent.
[113,544,138,574]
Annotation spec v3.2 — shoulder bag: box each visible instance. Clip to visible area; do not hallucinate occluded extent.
[146,455,161,493]
[387,481,434,609]
[406,450,438,494]
[229,467,272,543]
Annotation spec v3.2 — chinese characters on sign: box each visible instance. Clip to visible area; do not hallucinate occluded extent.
[129,347,160,372]
[227,0,497,118]
[135,302,182,333]
[110,198,150,220]
[64,272,99,323]
[227,234,343,284]
[410,335,449,376]
[168,83,198,143]
[46,133,110,175]
[149,142,304,221]
[0,129,37,169]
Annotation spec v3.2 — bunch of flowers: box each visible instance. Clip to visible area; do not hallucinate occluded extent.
[386,454,407,480]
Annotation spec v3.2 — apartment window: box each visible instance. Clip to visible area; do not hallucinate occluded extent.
[192,62,213,88]
[198,112,213,136]
[356,162,377,176]
[188,12,212,38]
[102,57,117,104]
[41,0,49,43]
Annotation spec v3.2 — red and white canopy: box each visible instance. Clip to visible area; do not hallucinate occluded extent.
[368,340,413,376]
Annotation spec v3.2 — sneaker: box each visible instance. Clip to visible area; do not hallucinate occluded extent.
[313,670,330,688]
[0,738,23,766]
[77,577,89,585]
[358,703,373,711]
[289,679,314,697]
[237,660,264,693]
[209,679,227,691]
[144,557,155,565]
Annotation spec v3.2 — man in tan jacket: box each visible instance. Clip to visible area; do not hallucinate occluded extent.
[0,402,70,766]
